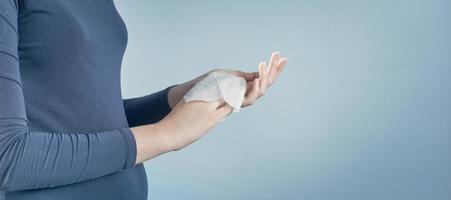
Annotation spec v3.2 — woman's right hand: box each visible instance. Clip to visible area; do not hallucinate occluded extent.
[160,100,232,151]
[131,99,232,164]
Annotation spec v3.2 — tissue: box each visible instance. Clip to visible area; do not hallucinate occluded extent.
[183,71,247,112]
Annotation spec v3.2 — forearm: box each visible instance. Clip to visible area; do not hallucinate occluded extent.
[127,72,217,163]
[131,123,174,164]
[0,125,135,191]
[131,98,232,165]
[123,85,176,127]
[167,73,206,109]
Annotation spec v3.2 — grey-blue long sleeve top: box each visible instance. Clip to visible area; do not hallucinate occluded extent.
[0,0,173,199]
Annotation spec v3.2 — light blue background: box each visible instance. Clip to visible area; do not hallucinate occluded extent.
[115,0,451,199]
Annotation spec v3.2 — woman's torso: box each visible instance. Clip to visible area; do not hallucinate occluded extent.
[5,0,147,199]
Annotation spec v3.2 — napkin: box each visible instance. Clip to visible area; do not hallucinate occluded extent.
[183,71,247,112]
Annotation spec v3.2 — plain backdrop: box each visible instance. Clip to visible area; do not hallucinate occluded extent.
[115,0,451,199]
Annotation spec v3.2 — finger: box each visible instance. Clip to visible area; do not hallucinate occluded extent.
[243,78,260,106]
[267,52,280,75]
[186,100,216,110]
[200,99,223,109]
[270,57,288,84]
[216,104,233,119]
[215,99,227,108]
[234,70,260,82]
[277,58,288,72]
[245,81,253,96]
[268,52,281,83]
[258,61,267,94]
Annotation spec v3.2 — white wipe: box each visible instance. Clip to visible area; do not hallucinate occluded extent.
[183,71,247,112]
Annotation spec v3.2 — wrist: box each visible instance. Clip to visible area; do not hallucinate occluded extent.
[167,73,208,109]
[131,123,175,164]
[167,82,195,109]
[155,119,181,152]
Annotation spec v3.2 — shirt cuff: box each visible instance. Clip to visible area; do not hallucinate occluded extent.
[120,127,137,168]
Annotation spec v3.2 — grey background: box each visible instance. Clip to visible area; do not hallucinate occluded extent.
[115,0,451,199]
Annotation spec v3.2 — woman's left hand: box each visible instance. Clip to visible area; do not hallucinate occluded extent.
[167,52,288,109]
[239,52,288,107]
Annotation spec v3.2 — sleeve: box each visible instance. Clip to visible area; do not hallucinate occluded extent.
[123,85,177,127]
[0,0,136,192]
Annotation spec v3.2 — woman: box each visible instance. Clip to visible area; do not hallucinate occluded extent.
[0,0,287,199]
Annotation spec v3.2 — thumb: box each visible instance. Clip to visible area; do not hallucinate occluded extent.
[216,104,233,119]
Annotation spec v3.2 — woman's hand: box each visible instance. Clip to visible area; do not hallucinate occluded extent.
[167,52,288,108]
[132,52,287,164]
[241,52,288,107]
[131,99,232,164]
[159,99,232,151]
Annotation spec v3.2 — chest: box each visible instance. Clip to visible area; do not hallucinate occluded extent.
[17,0,127,55]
